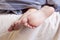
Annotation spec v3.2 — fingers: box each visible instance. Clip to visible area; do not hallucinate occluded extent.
[24,23,36,29]
[8,21,21,32]
[24,22,33,28]
[21,17,32,28]
[8,23,15,32]
[22,17,36,29]
[8,15,27,32]
[13,21,21,30]
[8,17,27,32]
[8,9,38,32]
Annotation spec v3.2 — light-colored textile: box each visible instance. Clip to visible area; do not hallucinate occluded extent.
[0,12,60,40]
[0,14,21,37]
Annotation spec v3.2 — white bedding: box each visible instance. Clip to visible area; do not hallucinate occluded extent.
[0,12,60,40]
[0,14,21,37]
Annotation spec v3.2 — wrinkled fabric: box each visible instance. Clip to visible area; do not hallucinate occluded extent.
[0,12,60,40]
[0,0,60,11]
[47,0,60,11]
[0,0,46,10]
